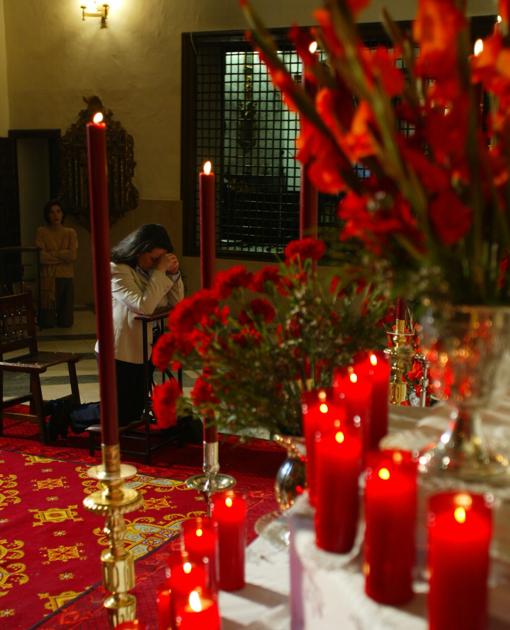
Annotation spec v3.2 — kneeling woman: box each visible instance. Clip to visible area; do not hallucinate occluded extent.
[106,224,184,427]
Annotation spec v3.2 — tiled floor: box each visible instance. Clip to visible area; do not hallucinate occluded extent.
[3,308,196,404]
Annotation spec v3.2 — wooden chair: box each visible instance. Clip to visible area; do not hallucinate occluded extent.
[0,292,81,443]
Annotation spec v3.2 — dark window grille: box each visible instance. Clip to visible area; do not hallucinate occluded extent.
[181,17,495,260]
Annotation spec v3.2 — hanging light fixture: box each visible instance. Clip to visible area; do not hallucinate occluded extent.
[80,2,109,28]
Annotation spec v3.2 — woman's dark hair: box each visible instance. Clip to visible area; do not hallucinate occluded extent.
[43,199,65,224]
[111,224,174,267]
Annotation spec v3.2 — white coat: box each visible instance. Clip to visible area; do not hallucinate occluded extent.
[96,262,185,364]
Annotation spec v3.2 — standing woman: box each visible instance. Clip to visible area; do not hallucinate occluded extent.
[106,224,184,427]
[36,200,78,328]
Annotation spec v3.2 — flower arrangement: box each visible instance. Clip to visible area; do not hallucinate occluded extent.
[242,0,510,306]
[152,238,389,436]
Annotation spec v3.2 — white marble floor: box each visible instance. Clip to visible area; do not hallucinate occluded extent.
[3,308,196,405]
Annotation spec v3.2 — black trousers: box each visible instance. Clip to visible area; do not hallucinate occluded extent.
[39,277,74,328]
[115,359,146,426]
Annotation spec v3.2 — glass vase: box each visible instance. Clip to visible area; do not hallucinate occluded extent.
[418,305,510,481]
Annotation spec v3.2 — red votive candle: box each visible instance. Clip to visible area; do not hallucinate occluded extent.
[314,420,362,553]
[115,621,145,629]
[180,516,218,593]
[211,490,247,591]
[156,586,172,630]
[364,449,417,605]
[427,491,492,630]
[167,557,207,623]
[333,365,372,455]
[358,352,390,450]
[302,388,345,506]
[175,588,220,630]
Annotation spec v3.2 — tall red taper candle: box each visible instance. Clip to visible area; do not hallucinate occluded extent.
[199,161,218,443]
[86,112,119,450]
[199,161,216,290]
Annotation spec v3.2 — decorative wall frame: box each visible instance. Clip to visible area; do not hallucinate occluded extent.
[60,96,139,230]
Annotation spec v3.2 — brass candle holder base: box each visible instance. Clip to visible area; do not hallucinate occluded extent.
[83,444,143,628]
[186,441,236,494]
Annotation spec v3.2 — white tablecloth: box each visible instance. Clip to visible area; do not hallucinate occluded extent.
[219,401,510,629]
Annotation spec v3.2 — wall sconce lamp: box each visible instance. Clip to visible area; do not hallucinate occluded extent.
[81,3,109,28]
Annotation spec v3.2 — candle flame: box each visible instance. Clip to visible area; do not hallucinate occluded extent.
[349,372,358,384]
[378,467,391,481]
[319,403,329,414]
[474,38,484,56]
[497,14,502,23]
[308,40,318,54]
[392,451,403,464]
[318,389,327,401]
[225,496,233,508]
[369,353,378,367]
[183,562,192,574]
[203,160,212,175]
[454,507,467,524]
[454,493,473,509]
[188,590,202,613]
[92,112,104,124]
[333,418,341,428]
[335,431,345,444]
[195,528,203,537]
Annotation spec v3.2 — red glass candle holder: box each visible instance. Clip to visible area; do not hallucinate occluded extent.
[314,420,362,553]
[180,516,219,593]
[211,490,247,591]
[333,365,372,456]
[427,491,493,630]
[301,388,345,506]
[115,621,145,629]
[364,449,417,605]
[167,556,207,626]
[175,587,220,630]
[156,585,172,630]
[358,351,390,450]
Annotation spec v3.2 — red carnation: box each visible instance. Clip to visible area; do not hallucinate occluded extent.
[152,379,180,429]
[169,289,219,334]
[284,238,326,263]
[248,298,276,323]
[152,332,177,371]
[214,265,253,299]
[191,375,219,409]
[251,265,281,292]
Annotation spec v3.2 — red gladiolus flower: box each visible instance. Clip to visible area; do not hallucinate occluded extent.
[152,379,180,429]
[214,265,253,299]
[231,327,262,347]
[429,190,472,245]
[248,298,276,323]
[284,237,326,262]
[413,0,466,79]
[498,253,509,289]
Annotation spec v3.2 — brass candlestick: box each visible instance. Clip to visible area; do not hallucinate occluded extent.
[83,444,143,627]
[385,317,414,405]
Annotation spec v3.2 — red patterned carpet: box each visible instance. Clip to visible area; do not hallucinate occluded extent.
[0,414,283,629]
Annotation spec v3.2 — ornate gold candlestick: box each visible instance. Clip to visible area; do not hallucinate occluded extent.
[83,444,143,627]
[385,315,414,405]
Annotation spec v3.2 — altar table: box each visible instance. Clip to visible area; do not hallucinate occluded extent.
[219,402,510,629]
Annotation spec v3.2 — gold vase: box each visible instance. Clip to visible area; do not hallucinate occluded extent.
[418,305,510,481]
